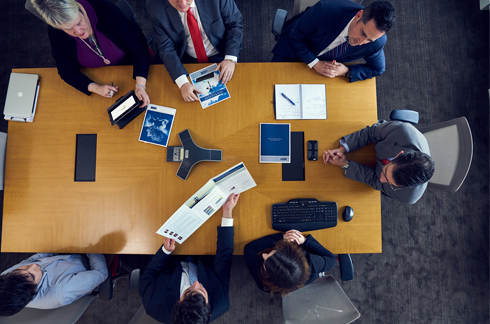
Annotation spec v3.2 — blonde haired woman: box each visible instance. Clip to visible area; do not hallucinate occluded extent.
[32,0,151,106]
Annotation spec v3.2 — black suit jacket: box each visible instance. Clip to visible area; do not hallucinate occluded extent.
[244,233,336,293]
[140,227,234,323]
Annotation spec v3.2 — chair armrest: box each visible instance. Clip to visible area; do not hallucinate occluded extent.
[390,109,419,124]
[115,0,136,22]
[129,268,141,298]
[338,254,354,281]
[272,9,288,38]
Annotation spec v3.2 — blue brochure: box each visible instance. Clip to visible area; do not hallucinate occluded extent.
[190,64,231,109]
[139,104,176,147]
[260,123,291,163]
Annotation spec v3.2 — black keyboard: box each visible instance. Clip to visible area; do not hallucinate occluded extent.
[271,198,338,232]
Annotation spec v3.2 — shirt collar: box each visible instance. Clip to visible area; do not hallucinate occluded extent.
[341,17,356,40]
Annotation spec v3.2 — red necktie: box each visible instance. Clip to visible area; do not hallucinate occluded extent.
[187,8,208,63]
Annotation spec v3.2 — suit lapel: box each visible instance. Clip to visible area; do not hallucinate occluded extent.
[166,4,185,36]
[195,0,211,40]
[166,261,183,301]
[197,258,213,294]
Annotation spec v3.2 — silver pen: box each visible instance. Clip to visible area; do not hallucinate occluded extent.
[110,82,113,98]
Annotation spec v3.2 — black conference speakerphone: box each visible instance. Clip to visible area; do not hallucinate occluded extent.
[271,198,338,232]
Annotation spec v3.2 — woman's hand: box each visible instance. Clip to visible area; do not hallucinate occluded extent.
[283,229,306,245]
[135,84,150,107]
[89,83,118,98]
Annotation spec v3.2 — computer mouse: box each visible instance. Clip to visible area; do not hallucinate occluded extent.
[342,206,354,222]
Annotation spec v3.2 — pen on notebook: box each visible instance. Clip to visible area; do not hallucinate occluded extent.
[281,92,296,106]
[110,82,113,98]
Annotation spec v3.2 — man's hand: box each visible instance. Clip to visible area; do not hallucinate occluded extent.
[215,59,236,85]
[324,60,349,78]
[181,83,202,102]
[283,230,306,245]
[222,193,240,219]
[313,60,349,78]
[89,83,118,98]
[323,150,348,167]
[323,146,346,164]
[163,238,176,252]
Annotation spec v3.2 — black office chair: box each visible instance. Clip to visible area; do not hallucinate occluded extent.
[389,109,473,192]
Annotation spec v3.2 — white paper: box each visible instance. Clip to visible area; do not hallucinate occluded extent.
[275,84,301,119]
[156,162,256,243]
[301,84,327,119]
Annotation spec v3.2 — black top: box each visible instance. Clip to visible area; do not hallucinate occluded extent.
[47,0,149,95]
[244,233,337,293]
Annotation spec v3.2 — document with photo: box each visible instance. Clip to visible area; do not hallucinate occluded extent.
[139,104,176,147]
[156,162,257,244]
[190,64,231,109]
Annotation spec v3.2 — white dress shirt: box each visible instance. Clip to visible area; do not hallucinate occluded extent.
[175,1,237,88]
[308,17,355,68]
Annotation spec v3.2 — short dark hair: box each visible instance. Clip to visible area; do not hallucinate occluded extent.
[361,1,396,33]
[260,240,310,296]
[391,151,435,188]
[0,270,38,316]
[171,290,211,324]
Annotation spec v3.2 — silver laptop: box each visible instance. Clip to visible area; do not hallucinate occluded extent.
[4,73,39,118]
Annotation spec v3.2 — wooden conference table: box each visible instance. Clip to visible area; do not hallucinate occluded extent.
[2,63,380,255]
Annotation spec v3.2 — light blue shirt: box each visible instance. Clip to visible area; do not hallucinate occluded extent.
[1,253,108,309]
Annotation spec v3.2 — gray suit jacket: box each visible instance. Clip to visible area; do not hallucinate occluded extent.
[145,0,243,82]
[343,120,430,204]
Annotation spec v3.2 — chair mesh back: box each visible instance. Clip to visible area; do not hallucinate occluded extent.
[282,276,360,324]
[423,125,459,186]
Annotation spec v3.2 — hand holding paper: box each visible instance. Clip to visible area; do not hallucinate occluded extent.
[223,193,240,218]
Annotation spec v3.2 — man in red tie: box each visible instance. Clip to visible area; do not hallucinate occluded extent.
[323,120,434,204]
[146,0,243,102]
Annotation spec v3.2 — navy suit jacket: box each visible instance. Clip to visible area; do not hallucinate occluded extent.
[244,233,336,293]
[145,0,243,82]
[272,0,387,82]
[140,227,234,323]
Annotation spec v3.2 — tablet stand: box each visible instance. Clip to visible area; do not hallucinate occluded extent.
[166,129,222,181]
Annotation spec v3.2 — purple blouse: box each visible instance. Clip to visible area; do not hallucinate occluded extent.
[72,0,126,68]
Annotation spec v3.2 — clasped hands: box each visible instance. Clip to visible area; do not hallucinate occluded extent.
[313,60,349,78]
[323,146,348,167]
[181,59,236,102]
[283,229,306,245]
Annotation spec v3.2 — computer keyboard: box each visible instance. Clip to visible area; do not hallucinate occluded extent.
[271,198,338,232]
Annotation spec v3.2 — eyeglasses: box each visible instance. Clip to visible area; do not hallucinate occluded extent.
[382,163,402,191]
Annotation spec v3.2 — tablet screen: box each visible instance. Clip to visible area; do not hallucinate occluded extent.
[111,95,136,120]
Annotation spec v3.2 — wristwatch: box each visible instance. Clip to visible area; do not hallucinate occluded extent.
[341,161,350,170]
[345,67,352,81]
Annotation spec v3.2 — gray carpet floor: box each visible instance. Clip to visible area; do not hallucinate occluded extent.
[0,0,488,323]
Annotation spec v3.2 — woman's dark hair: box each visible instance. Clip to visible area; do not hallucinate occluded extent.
[260,240,310,296]
[171,290,211,324]
[361,1,396,33]
[391,151,435,188]
[0,270,38,316]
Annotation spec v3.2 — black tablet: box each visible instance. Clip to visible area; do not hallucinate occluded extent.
[107,90,142,125]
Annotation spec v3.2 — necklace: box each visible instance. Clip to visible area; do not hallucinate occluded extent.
[79,34,111,65]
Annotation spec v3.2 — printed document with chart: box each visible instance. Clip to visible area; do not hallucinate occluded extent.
[275,84,326,120]
[156,162,256,243]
